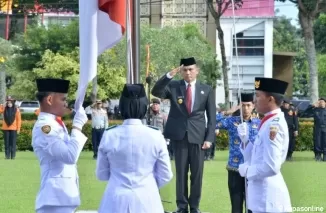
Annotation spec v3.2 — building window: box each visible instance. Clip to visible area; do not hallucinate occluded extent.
[232,32,264,56]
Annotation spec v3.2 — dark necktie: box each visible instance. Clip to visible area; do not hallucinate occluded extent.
[186,84,192,114]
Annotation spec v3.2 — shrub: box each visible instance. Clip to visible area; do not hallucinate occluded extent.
[0,120,123,152]
[0,120,316,152]
[215,121,314,151]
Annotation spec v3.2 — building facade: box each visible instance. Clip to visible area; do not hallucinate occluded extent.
[215,0,274,105]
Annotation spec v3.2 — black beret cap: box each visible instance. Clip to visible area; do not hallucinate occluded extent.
[254,77,288,95]
[241,93,254,102]
[121,84,146,99]
[180,57,196,66]
[36,78,70,93]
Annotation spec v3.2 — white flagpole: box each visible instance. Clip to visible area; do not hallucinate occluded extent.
[231,1,248,213]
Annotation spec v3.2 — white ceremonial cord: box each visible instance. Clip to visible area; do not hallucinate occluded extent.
[231,1,248,213]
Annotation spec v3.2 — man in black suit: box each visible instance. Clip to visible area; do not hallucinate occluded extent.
[151,57,216,213]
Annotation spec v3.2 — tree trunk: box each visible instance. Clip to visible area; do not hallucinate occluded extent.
[299,12,319,102]
[216,18,230,108]
[91,76,98,103]
[0,66,6,104]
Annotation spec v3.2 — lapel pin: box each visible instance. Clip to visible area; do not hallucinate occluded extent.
[178,98,183,104]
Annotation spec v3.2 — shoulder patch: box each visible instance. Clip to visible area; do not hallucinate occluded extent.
[272,117,280,122]
[147,125,160,130]
[106,125,118,131]
[269,125,279,141]
[41,125,51,134]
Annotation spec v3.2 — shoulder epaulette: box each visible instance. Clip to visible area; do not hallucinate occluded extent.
[106,125,118,131]
[147,125,159,130]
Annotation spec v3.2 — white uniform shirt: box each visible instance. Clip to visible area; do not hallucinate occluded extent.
[241,108,292,212]
[96,119,173,213]
[32,112,87,211]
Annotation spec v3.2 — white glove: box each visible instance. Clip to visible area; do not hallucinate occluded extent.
[72,107,88,130]
[238,163,249,177]
[237,122,249,144]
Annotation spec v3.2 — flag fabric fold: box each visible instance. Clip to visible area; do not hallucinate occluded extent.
[75,0,126,110]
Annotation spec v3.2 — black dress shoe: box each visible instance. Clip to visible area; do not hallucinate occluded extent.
[190,208,201,213]
[174,208,189,213]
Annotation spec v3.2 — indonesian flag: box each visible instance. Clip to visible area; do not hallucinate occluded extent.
[75,0,126,109]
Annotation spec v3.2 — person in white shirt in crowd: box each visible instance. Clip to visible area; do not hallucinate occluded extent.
[90,99,109,159]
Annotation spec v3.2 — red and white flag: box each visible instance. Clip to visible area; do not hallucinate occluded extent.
[75,0,126,109]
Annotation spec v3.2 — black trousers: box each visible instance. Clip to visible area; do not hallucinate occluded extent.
[173,135,205,210]
[287,128,295,158]
[91,128,105,157]
[167,141,174,158]
[313,128,326,154]
[228,170,252,213]
[3,130,17,159]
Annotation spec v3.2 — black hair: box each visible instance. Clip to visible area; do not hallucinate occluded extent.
[36,92,52,102]
[266,92,284,106]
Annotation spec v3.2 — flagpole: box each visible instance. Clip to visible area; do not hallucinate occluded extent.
[131,0,140,83]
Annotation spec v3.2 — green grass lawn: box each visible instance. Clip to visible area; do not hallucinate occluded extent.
[0,151,325,213]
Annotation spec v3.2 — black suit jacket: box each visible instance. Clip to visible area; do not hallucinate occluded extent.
[151,74,216,144]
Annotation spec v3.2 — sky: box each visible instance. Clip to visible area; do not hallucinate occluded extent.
[275,1,299,27]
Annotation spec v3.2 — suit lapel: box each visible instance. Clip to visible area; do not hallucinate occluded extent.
[192,81,201,114]
[180,80,186,98]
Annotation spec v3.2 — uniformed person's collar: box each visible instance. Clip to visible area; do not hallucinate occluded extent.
[184,79,196,87]
[123,119,143,125]
[39,112,56,120]
[243,115,253,122]
[264,108,281,116]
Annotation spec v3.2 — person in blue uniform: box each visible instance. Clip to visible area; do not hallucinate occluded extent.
[32,78,89,213]
[216,93,260,213]
[95,84,173,213]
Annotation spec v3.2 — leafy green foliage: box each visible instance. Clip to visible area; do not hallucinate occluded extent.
[4,120,316,151]
[114,24,220,84]
[317,54,326,98]
[7,21,218,101]
[314,13,326,54]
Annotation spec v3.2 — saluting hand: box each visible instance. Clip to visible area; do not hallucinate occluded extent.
[168,65,183,78]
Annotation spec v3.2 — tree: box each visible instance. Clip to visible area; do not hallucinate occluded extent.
[113,24,220,85]
[273,12,309,96]
[14,20,79,71]
[8,49,126,100]
[277,0,326,102]
[8,22,220,101]
[317,54,326,98]
[206,0,243,107]
[273,13,301,52]
[314,13,326,54]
